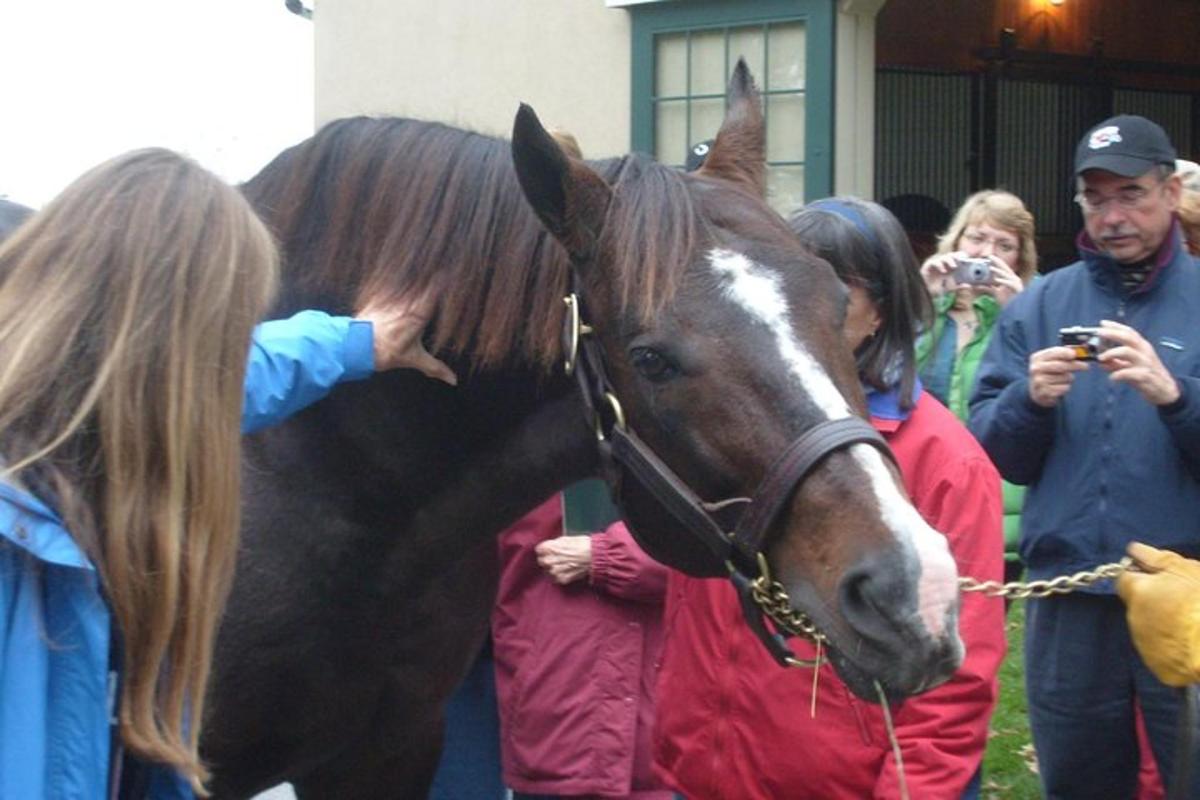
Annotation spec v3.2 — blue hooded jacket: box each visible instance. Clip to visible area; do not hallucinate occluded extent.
[969,223,1200,585]
[0,310,373,799]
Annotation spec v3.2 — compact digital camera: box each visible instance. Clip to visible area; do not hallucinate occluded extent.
[952,256,993,286]
[1058,326,1111,361]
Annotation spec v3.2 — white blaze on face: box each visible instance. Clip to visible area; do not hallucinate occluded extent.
[709,248,852,419]
[708,247,958,637]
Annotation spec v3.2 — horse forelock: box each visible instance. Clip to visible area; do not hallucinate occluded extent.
[597,156,699,327]
[240,120,718,372]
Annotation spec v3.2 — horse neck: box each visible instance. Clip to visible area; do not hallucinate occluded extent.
[257,364,597,547]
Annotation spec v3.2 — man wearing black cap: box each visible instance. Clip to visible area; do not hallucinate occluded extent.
[969,114,1200,798]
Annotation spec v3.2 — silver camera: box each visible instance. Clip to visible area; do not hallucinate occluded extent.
[952,257,993,286]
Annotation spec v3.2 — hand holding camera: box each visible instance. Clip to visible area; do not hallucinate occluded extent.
[1092,320,1181,407]
[920,252,996,297]
[1033,321,1180,407]
[920,252,1024,307]
[918,253,961,297]
[1029,341,1090,408]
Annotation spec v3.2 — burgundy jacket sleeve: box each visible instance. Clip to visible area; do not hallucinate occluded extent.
[873,452,1007,799]
[588,521,669,604]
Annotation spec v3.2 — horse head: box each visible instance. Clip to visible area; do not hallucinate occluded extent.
[511,61,962,701]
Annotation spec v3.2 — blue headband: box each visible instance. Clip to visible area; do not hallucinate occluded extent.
[804,199,882,254]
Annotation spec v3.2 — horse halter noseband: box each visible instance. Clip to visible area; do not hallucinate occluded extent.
[562,278,899,668]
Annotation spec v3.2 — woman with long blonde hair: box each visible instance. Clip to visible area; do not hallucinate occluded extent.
[0,148,454,798]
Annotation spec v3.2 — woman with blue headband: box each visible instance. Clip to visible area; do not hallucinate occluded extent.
[653,197,1005,800]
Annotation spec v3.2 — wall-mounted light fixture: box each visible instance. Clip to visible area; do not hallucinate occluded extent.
[1049,0,1065,6]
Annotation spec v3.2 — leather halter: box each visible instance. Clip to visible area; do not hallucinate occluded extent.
[562,281,899,667]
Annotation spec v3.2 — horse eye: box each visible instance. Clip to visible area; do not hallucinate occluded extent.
[630,347,678,382]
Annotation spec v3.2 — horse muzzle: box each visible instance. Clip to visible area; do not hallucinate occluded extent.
[827,543,964,701]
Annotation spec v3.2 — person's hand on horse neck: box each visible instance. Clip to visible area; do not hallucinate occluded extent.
[356,291,457,385]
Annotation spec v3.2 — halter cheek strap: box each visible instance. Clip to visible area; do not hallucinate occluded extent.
[562,276,899,667]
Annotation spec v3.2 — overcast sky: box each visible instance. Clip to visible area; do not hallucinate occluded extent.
[0,1,313,208]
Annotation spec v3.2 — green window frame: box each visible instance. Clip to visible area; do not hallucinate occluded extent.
[630,0,835,205]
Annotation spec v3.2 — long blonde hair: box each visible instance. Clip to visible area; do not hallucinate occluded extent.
[937,189,1039,283]
[0,149,278,792]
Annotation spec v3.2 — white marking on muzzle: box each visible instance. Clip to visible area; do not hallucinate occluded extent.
[709,247,958,639]
[852,445,958,638]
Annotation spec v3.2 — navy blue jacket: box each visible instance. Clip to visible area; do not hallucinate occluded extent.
[969,225,1200,586]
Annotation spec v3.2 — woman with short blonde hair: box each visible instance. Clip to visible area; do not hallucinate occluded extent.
[0,148,453,796]
[935,189,1038,284]
[917,189,1037,416]
[916,188,1038,636]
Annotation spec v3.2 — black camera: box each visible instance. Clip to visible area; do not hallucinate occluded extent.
[1058,326,1111,361]
[952,257,993,286]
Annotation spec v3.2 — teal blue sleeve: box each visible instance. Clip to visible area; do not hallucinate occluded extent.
[241,310,375,434]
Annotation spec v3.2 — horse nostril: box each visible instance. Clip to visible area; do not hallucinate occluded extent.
[837,555,914,644]
[833,549,963,697]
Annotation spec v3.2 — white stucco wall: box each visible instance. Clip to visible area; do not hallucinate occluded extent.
[314,0,632,158]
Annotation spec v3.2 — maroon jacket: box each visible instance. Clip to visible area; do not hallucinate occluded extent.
[492,496,673,799]
[653,391,1007,800]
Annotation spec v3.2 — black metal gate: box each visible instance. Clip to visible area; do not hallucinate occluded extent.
[876,67,1198,268]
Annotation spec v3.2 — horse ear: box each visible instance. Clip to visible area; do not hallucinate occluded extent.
[512,104,612,263]
[696,58,766,196]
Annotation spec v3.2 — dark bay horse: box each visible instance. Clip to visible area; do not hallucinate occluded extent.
[203,63,963,798]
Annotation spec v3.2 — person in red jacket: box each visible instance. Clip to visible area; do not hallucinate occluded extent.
[653,197,1006,800]
[492,495,673,800]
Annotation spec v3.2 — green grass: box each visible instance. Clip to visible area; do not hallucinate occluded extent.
[981,602,1041,799]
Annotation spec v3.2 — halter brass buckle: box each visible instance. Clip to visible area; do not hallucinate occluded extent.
[594,392,627,441]
[561,294,593,376]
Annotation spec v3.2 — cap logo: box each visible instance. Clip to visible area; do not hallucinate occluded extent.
[1089,126,1123,150]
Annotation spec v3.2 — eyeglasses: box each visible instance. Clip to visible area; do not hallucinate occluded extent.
[1074,183,1164,215]
[960,231,1019,256]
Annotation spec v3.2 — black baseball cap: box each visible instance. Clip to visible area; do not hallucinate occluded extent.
[1074,115,1177,177]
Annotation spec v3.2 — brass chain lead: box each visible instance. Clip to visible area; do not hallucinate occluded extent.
[957,557,1133,599]
[747,556,1136,670]
[748,553,828,653]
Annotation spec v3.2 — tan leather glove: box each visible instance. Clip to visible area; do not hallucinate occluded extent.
[1116,542,1200,687]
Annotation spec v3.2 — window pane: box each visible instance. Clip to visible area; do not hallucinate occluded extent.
[655,33,687,98]
[767,22,806,91]
[655,100,688,165]
[766,93,805,162]
[689,97,725,151]
[689,28,727,95]
[728,26,765,82]
[767,165,805,214]
[651,20,809,186]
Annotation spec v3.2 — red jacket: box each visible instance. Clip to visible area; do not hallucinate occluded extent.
[653,391,1007,800]
[492,496,673,799]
